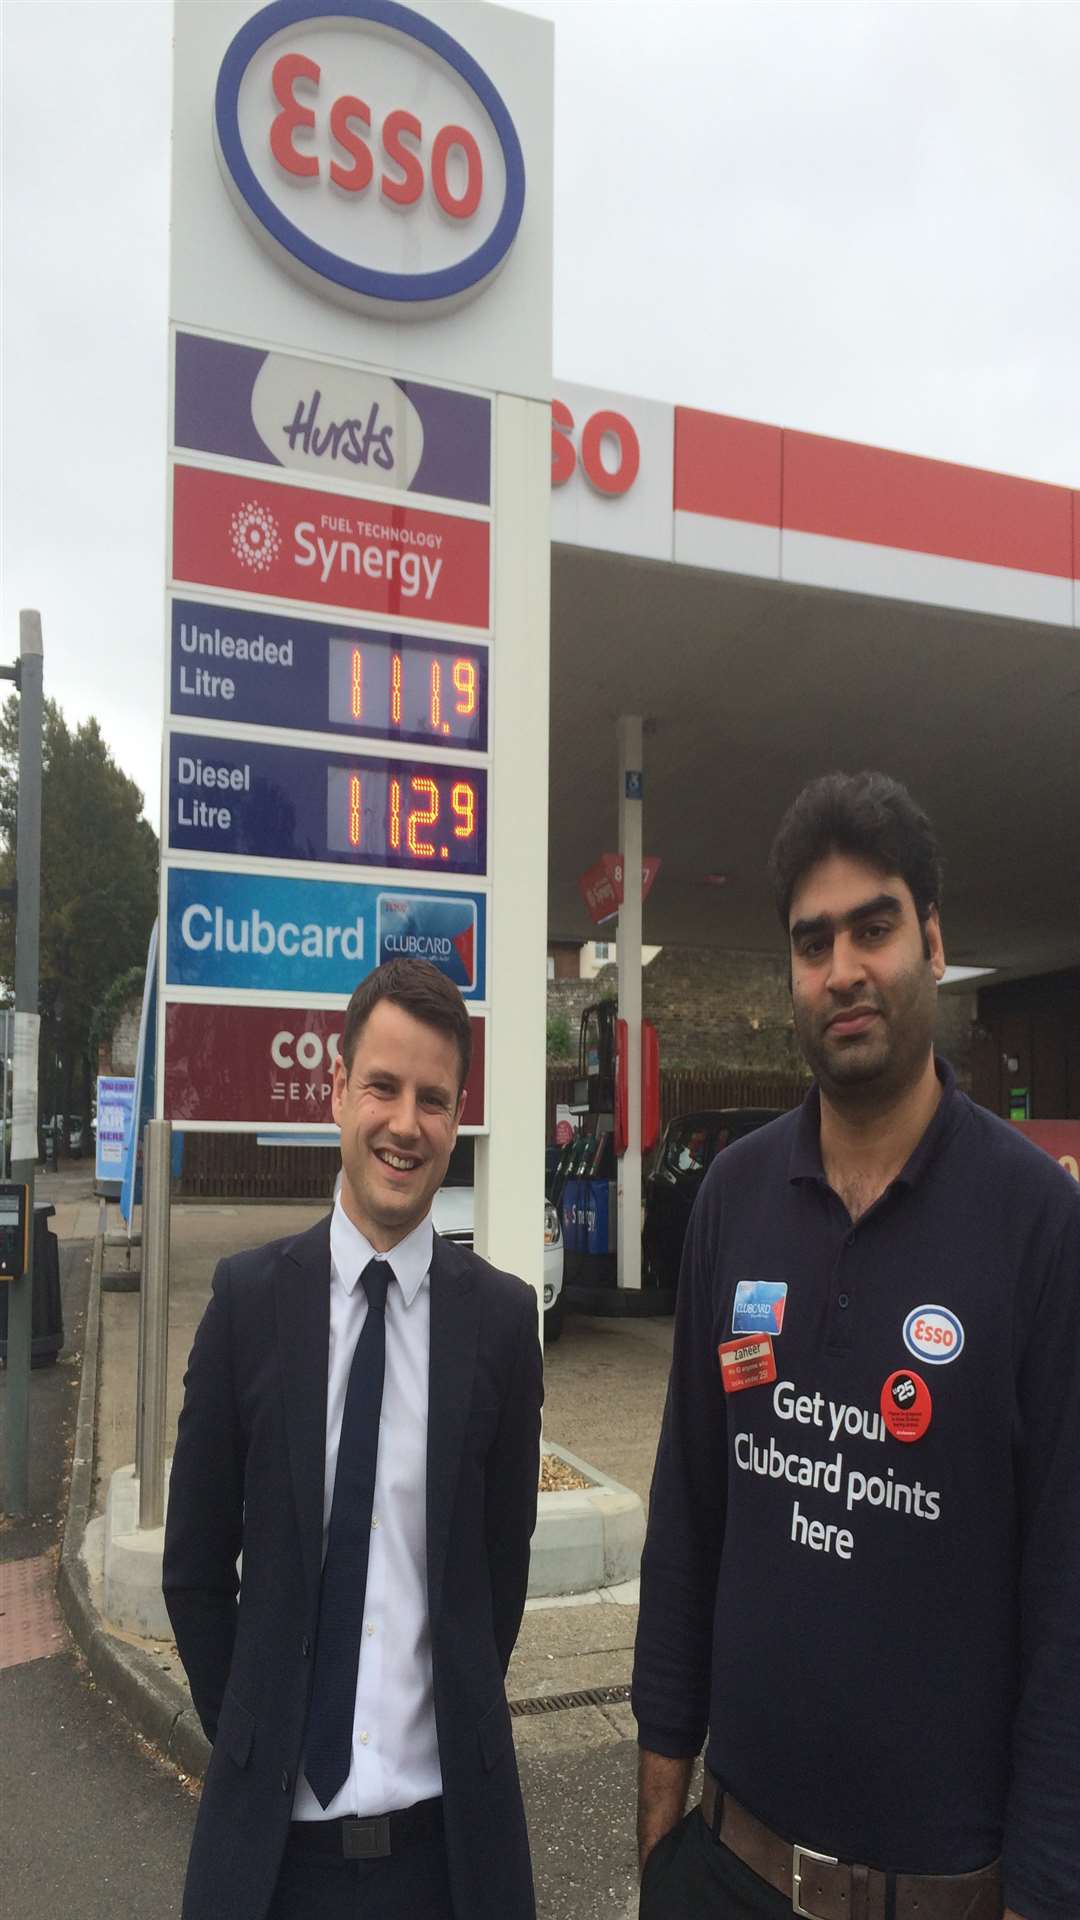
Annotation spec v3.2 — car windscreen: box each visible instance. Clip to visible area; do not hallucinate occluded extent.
[661,1123,711,1177]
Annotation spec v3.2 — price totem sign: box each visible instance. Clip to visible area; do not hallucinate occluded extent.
[160,0,553,1314]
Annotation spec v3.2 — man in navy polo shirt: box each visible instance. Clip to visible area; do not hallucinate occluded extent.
[632,771,1080,1920]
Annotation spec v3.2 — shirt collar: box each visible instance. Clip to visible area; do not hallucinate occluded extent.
[788,1054,962,1191]
[330,1195,434,1308]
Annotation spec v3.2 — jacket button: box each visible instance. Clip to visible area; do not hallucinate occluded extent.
[281,1771,291,1794]
[300,1635,311,1657]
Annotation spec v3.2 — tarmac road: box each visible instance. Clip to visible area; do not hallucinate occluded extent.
[1,1212,645,1920]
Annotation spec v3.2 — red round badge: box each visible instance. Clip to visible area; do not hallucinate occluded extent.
[880,1369,932,1444]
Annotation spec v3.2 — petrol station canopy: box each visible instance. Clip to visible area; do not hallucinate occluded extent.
[547,385,1080,982]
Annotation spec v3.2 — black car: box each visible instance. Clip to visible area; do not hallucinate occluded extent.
[643,1108,784,1288]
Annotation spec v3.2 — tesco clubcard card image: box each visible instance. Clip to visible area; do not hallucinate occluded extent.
[732,1281,788,1336]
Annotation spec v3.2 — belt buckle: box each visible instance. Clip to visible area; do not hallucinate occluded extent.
[792,1841,839,1918]
[343,1816,391,1860]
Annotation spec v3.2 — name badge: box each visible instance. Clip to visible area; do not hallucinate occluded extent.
[719,1336,777,1393]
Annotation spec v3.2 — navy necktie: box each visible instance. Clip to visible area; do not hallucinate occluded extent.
[304,1257,392,1809]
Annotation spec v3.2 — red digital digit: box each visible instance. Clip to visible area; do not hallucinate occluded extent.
[350,647,363,720]
[348,774,362,848]
[389,776,401,852]
[451,782,475,840]
[391,654,403,726]
[407,777,439,859]
[453,659,477,716]
[430,659,442,731]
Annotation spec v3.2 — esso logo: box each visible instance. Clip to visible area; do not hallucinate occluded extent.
[271,1028,342,1071]
[214,0,525,318]
[551,400,640,497]
[902,1305,965,1366]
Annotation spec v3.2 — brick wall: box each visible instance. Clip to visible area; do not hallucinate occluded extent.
[547,947,975,1087]
[99,1001,142,1076]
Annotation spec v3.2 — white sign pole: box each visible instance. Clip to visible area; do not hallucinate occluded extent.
[472,396,551,1295]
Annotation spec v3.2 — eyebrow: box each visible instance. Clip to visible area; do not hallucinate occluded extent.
[789,892,904,945]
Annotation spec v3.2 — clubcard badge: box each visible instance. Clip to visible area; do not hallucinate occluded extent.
[902,1304,965,1366]
[732,1281,788,1337]
[718,1336,777,1394]
[881,1370,932,1443]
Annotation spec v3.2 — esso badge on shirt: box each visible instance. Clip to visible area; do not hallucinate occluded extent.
[880,1369,932,1443]
[902,1304,964,1366]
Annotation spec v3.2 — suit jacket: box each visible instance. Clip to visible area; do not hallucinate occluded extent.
[163,1214,543,1920]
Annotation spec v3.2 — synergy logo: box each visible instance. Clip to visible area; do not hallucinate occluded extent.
[903,1305,965,1366]
[214,0,526,319]
[732,1280,789,1337]
[377,891,476,990]
[172,466,490,630]
[230,501,283,572]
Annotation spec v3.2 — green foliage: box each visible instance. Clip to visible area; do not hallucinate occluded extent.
[0,695,158,1121]
[546,1011,574,1060]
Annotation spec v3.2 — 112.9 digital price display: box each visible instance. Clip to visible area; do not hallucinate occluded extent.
[327,762,486,875]
[327,635,487,749]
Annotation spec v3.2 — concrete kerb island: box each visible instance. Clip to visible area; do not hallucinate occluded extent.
[59,1221,645,1782]
[532,1444,645,1599]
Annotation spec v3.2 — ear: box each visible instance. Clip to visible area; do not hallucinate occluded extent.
[926,906,946,982]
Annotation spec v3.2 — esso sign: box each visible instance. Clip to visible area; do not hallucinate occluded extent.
[271,1027,342,1072]
[902,1305,965,1366]
[551,399,640,497]
[214,0,525,318]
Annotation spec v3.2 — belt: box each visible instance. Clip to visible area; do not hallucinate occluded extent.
[701,1773,1002,1920]
[288,1797,444,1861]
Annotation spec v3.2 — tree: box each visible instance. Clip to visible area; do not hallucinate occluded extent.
[0,697,158,1145]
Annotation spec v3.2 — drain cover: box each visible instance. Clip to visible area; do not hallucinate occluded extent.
[510,1683,631,1717]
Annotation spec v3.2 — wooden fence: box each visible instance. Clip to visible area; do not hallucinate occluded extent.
[179,1069,809,1200]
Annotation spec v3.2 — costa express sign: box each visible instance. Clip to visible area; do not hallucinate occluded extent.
[214,0,525,317]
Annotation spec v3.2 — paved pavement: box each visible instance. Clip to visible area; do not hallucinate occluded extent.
[2,1162,680,1920]
[1,1210,198,1920]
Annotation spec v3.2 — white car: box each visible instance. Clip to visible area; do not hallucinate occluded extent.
[431,1183,565,1342]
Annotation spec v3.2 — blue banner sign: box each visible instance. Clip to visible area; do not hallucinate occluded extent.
[167,731,488,877]
[166,868,487,1000]
[169,599,489,751]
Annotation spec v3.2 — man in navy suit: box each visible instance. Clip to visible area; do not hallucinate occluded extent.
[164,957,543,1920]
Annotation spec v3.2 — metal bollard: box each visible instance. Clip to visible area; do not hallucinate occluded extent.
[137,1119,172,1530]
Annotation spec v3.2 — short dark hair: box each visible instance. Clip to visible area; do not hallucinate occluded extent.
[768,771,943,933]
[339,958,472,1094]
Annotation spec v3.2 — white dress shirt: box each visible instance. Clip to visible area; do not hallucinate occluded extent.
[292,1199,442,1819]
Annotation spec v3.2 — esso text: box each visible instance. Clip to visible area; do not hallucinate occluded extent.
[270,53,484,220]
[552,400,640,497]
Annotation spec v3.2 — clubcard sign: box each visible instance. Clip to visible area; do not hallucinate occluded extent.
[163,0,551,1171]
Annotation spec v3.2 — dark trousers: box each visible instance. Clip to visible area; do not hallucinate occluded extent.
[267,1832,455,1919]
[639,1810,795,1920]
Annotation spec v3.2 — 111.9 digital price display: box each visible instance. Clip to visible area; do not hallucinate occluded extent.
[327,634,487,748]
[327,762,486,875]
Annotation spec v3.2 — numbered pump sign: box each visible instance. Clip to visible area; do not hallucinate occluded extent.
[161,0,553,1142]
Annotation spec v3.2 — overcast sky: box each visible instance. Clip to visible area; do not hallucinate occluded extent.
[3,0,1078,833]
